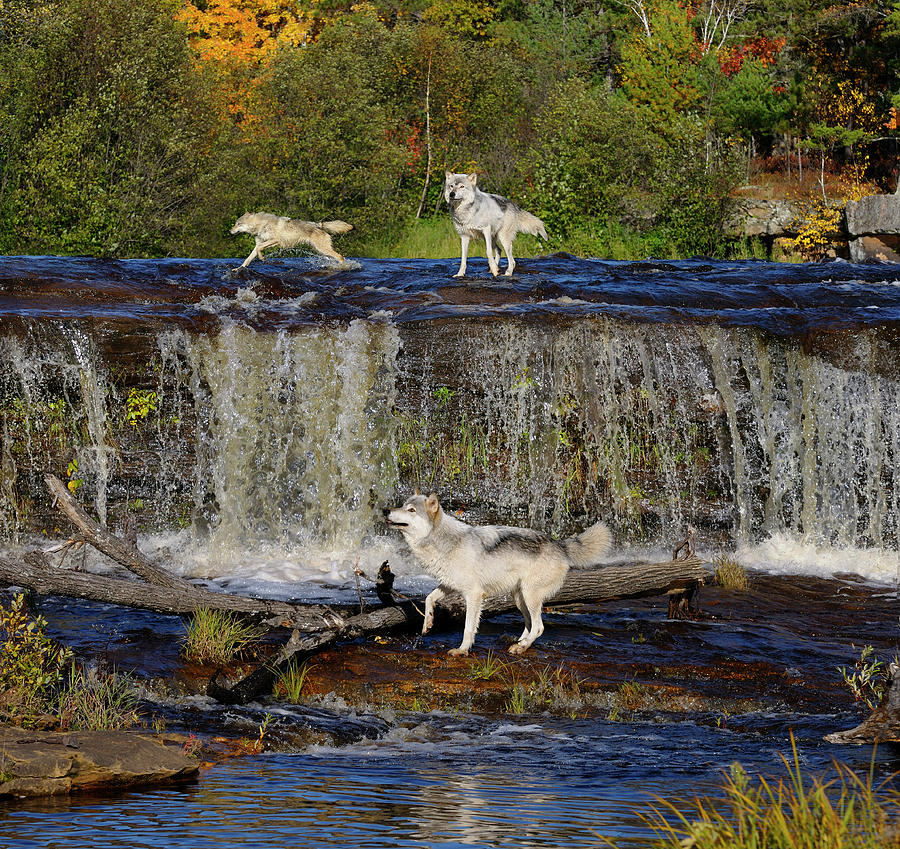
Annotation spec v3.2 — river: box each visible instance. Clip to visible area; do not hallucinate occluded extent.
[1,253,899,846]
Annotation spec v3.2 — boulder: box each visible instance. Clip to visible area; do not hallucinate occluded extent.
[0,726,200,799]
[845,194,900,261]
[845,193,900,236]
[728,198,803,238]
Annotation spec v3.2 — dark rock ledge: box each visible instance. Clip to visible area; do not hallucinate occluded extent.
[0,725,200,799]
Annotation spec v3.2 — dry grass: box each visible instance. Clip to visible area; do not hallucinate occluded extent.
[713,551,749,591]
[605,735,900,849]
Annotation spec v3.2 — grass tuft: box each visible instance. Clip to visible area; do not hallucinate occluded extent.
[713,551,749,591]
[602,734,900,848]
[469,649,506,681]
[182,607,263,666]
[58,666,139,731]
[273,661,310,703]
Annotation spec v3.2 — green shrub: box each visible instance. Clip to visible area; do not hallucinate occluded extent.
[0,593,73,726]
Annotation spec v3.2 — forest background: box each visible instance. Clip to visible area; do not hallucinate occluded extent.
[1,0,899,261]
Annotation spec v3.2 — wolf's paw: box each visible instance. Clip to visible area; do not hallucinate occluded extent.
[452,271,465,278]
[508,643,528,655]
[448,647,470,657]
[421,616,433,635]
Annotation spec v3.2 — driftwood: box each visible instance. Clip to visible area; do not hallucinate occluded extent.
[825,663,900,745]
[43,474,194,592]
[0,475,712,703]
[0,551,342,632]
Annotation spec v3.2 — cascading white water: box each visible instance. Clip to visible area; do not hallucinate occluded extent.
[2,314,898,582]
[394,318,899,557]
[1,323,116,529]
[155,319,401,578]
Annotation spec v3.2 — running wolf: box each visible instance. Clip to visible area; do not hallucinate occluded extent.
[230,212,354,270]
[444,172,548,278]
[384,493,611,656]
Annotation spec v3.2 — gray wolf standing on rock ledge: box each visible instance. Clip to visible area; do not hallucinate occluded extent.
[229,212,354,270]
[383,493,611,656]
[444,171,548,278]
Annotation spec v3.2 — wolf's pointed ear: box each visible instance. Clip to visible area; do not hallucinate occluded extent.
[425,492,440,519]
[467,173,478,185]
[414,486,420,495]
[444,170,452,180]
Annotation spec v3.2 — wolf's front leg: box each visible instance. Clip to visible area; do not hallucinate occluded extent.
[236,246,259,270]
[453,235,470,278]
[449,590,485,656]
[422,586,446,634]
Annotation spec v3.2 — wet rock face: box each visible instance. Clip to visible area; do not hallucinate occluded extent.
[0,726,199,799]
[845,194,900,262]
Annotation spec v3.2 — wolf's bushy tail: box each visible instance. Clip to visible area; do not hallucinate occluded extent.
[320,220,354,235]
[562,520,611,567]
[517,210,548,241]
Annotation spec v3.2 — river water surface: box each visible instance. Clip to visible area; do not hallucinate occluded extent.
[1,254,900,847]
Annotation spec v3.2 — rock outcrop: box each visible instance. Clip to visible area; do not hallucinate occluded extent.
[0,726,200,799]
[844,193,900,261]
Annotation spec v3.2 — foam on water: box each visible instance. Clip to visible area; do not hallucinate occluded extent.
[736,531,900,586]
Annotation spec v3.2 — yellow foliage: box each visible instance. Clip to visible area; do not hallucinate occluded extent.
[806,65,883,134]
[792,203,842,260]
[176,0,313,66]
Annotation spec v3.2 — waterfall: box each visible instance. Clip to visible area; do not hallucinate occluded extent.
[2,313,898,579]
[150,319,401,575]
[0,323,116,530]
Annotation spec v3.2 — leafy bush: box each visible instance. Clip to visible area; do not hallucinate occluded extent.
[0,593,73,726]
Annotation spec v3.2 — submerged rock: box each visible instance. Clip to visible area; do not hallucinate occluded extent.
[0,725,200,799]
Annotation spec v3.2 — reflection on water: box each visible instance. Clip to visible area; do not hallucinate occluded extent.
[1,715,895,848]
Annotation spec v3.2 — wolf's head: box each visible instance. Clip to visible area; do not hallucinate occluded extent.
[444,172,478,208]
[230,212,255,235]
[383,493,442,543]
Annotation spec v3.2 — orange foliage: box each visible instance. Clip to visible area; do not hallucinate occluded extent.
[717,36,785,77]
[176,0,315,135]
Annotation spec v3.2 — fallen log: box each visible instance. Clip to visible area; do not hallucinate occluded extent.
[44,474,193,592]
[0,551,343,632]
[3,476,713,704]
[825,662,900,745]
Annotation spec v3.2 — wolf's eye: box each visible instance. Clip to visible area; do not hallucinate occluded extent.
[407,506,416,512]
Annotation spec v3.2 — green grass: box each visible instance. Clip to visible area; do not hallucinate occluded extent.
[273,660,310,703]
[58,666,139,731]
[182,608,263,666]
[364,216,551,261]
[468,649,506,681]
[607,736,900,848]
